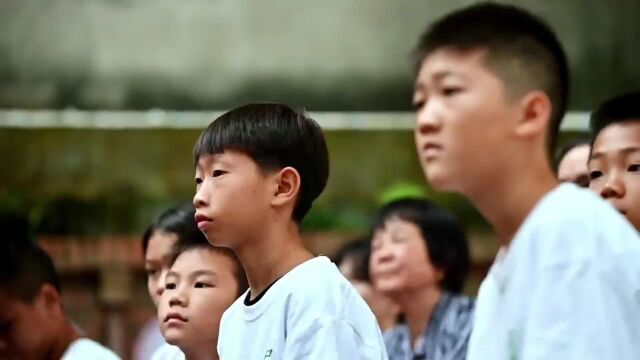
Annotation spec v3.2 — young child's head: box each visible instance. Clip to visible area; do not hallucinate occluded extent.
[158,235,248,357]
[192,103,329,247]
[369,198,470,298]
[555,137,591,187]
[412,3,569,193]
[588,90,640,230]
[142,203,203,307]
[0,237,69,360]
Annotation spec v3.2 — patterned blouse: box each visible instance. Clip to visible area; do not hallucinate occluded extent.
[384,292,475,360]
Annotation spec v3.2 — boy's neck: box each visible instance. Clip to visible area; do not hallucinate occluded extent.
[182,344,219,360]
[392,286,442,348]
[235,221,313,298]
[47,319,80,360]
[468,159,558,247]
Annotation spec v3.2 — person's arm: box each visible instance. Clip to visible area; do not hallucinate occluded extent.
[283,315,386,360]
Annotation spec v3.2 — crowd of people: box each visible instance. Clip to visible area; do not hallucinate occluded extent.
[2,2,640,359]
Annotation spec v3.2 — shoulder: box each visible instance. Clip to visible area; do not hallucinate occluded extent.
[519,184,640,265]
[63,338,121,360]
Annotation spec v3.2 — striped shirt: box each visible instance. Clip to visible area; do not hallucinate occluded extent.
[384,292,474,360]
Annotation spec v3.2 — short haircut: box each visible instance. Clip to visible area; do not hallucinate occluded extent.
[170,231,249,298]
[142,203,202,256]
[554,135,591,172]
[415,2,569,156]
[332,237,371,282]
[371,198,470,294]
[590,90,640,144]
[193,103,330,223]
[0,213,61,302]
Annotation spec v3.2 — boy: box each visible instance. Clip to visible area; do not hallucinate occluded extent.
[555,137,590,187]
[192,103,387,359]
[153,228,248,360]
[588,90,640,230]
[412,3,640,359]
[0,224,120,360]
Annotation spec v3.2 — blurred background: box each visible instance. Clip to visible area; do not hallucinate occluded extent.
[1,0,639,358]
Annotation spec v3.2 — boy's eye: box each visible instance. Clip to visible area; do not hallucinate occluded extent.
[628,164,640,172]
[165,282,177,290]
[146,269,158,277]
[212,170,226,177]
[194,282,212,289]
[412,99,426,110]
[195,177,203,185]
[442,87,462,96]
[589,170,603,181]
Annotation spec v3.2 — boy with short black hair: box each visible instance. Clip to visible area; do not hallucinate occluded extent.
[588,90,640,230]
[555,136,591,187]
[193,103,386,359]
[0,219,120,360]
[152,227,248,360]
[412,3,640,359]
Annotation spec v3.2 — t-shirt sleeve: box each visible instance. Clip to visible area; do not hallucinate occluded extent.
[283,315,386,360]
[521,257,640,360]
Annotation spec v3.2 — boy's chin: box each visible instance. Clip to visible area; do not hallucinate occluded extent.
[163,329,187,347]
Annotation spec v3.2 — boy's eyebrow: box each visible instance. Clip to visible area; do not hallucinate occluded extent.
[590,146,640,160]
[190,269,218,278]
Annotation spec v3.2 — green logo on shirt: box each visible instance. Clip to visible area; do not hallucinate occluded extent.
[264,349,273,359]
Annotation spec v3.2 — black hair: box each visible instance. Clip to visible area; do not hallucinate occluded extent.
[0,213,61,302]
[554,135,591,172]
[371,198,470,294]
[170,235,249,298]
[193,103,330,223]
[142,203,202,256]
[332,237,371,282]
[590,90,640,145]
[414,2,569,156]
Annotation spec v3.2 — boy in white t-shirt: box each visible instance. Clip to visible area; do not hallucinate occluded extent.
[192,103,387,359]
[588,90,640,231]
[411,3,640,359]
[0,215,120,360]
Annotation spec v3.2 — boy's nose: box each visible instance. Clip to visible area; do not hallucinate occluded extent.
[601,174,625,199]
[193,187,208,209]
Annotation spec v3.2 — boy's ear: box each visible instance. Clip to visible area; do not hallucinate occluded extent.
[514,90,552,141]
[271,166,301,208]
[37,284,62,316]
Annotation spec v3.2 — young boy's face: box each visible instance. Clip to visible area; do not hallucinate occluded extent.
[588,121,640,230]
[413,48,519,193]
[194,150,275,247]
[158,248,240,351]
[0,290,57,360]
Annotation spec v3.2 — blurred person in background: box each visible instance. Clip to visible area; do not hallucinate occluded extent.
[134,204,202,360]
[333,238,399,332]
[369,198,474,360]
[588,90,640,231]
[0,213,120,360]
[555,137,591,187]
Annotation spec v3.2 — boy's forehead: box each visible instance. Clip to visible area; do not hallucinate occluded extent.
[418,48,488,78]
[592,121,640,155]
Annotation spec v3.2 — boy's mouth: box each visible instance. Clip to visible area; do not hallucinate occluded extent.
[164,312,188,323]
[195,213,213,230]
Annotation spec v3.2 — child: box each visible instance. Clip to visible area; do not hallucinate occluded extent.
[588,90,640,231]
[153,230,248,360]
[412,3,640,359]
[192,103,387,359]
[0,217,120,360]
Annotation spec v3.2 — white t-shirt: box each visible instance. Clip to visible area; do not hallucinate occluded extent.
[467,184,640,360]
[217,256,387,359]
[62,338,121,360]
[150,343,185,360]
